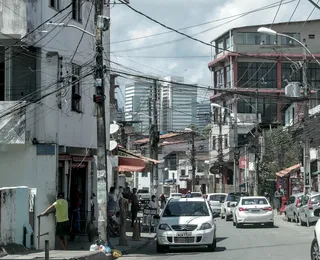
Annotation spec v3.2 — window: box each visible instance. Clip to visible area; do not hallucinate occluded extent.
[225,37,231,49]
[209,194,226,201]
[163,201,209,217]
[212,136,216,150]
[216,68,224,88]
[280,33,300,45]
[141,172,148,177]
[215,38,224,54]
[224,135,228,148]
[72,0,82,22]
[225,66,231,87]
[71,64,82,112]
[241,198,268,205]
[50,0,60,10]
[309,34,315,39]
[180,169,186,176]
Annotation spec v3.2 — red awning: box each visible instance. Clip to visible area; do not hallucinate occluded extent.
[118,157,146,172]
[276,164,301,177]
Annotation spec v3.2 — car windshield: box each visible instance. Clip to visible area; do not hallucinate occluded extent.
[191,193,202,197]
[163,201,209,217]
[241,198,268,205]
[227,194,239,202]
[210,194,226,201]
[171,194,182,197]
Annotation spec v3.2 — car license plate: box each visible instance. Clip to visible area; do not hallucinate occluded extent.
[177,231,192,237]
[251,209,260,213]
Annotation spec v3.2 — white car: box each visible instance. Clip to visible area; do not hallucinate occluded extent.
[206,193,227,215]
[233,196,274,228]
[155,198,218,252]
[221,192,248,221]
[311,208,320,259]
[170,193,182,199]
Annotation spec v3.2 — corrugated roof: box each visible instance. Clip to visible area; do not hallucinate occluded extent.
[134,132,182,144]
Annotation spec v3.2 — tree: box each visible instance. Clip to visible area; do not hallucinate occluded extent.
[202,124,212,139]
[259,127,301,194]
[187,124,199,132]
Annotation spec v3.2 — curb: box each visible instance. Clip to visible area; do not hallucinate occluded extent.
[121,236,156,255]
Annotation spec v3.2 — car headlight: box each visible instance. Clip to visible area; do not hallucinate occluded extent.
[199,223,212,230]
[158,224,171,231]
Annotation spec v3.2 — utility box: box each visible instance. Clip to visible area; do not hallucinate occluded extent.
[285,82,301,97]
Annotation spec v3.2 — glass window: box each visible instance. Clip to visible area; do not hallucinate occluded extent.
[226,37,231,49]
[212,136,216,150]
[224,135,228,148]
[226,66,231,87]
[226,194,239,202]
[216,68,224,88]
[163,201,209,217]
[209,194,226,201]
[236,33,245,44]
[280,33,300,45]
[241,198,268,205]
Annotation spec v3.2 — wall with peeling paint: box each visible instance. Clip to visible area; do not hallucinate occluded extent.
[0,187,29,246]
[0,145,56,249]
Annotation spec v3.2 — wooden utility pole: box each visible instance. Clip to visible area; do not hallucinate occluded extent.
[94,0,109,242]
[191,131,196,191]
[150,80,159,199]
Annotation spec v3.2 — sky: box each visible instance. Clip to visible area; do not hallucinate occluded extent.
[110,0,320,107]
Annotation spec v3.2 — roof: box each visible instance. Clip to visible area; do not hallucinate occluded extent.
[211,18,320,42]
[276,163,301,177]
[134,132,182,144]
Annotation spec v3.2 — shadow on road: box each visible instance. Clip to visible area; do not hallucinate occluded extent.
[238,224,279,229]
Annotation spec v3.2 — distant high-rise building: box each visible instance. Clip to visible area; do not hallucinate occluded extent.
[160,76,197,132]
[197,101,211,130]
[125,81,152,132]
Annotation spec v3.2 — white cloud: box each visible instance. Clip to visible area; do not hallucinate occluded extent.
[111,0,320,107]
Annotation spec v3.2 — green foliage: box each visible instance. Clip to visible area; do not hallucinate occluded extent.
[187,124,199,132]
[259,127,301,193]
[202,124,212,139]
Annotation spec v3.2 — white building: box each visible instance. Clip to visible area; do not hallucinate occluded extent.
[125,81,152,132]
[0,0,111,249]
[160,76,197,132]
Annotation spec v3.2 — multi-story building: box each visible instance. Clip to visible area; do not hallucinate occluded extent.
[125,80,153,132]
[208,19,320,191]
[197,101,211,130]
[0,1,111,249]
[160,76,197,132]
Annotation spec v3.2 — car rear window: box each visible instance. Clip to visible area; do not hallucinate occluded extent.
[311,195,320,204]
[227,195,238,201]
[163,201,209,217]
[241,198,268,205]
[191,193,202,197]
[210,194,226,201]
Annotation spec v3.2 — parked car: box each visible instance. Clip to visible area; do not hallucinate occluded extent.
[299,193,320,227]
[310,208,320,259]
[155,198,218,253]
[284,193,304,223]
[169,193,182,199]
[206,193,227,215]
[232,196,274,228]
[221,192,249,221]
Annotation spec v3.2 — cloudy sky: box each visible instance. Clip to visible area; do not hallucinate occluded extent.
[110,0,320,107]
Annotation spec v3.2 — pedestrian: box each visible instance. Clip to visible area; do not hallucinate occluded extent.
[107,187,117,217]
[160,193,166,209]
[185,190,192,198]
[40,192,70,250]
[274,187,284,215]
[130,188,139,227]
[149,195,157,209]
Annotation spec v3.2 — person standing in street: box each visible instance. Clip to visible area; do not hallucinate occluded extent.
[130,188,139,227]
[40,192,70,250]
[274,187,284,215]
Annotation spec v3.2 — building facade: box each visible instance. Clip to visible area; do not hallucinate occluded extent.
[197,101,211,130]
[0,0,111,249]
[208,19,320,191]
[160,76,197,132]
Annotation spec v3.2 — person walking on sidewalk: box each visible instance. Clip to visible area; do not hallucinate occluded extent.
[274,188,284,215]
[130,188,139,227]
[40,192,70,250]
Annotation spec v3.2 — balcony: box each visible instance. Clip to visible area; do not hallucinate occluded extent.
[0,101,36,151]
[0,0,36,40]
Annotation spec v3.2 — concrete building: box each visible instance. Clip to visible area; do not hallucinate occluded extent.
[208,19,320,191]
[0,0,111,249]
[197,101,211,130]
[160,76,197,132]
[125,80,152,132]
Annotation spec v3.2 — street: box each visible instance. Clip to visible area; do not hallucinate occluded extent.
[124,215,314,260]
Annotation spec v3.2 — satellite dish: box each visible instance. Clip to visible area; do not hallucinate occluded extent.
[110,123,120,135]
[110,140,118,151]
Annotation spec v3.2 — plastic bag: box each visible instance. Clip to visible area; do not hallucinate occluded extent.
[112,249,122,259]
[104,245,112,254]
[99,245,107,254]
[89,244,99,251]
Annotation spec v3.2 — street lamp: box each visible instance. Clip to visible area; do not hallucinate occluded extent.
[257,27,320,66]
[46,22,96,37]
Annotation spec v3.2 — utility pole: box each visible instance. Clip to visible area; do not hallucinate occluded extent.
[94,0,110,242]
[218,108,224,193]
[254,89,260,196]
[233,96,239,192]
[244,144,248,192]
[302,39,311,194]
[148,90,153,194]
[191,131,196,191]
[150,80,159,199]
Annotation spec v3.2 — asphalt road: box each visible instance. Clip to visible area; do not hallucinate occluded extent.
[123,214,314,260]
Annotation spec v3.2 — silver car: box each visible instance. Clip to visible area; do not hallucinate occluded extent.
[284,193,304,223]
[221,192,249,221]
[206,193,227,215]
[299,193,320,227]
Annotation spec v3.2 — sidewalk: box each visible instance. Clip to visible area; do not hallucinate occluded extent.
[0,231,156,260]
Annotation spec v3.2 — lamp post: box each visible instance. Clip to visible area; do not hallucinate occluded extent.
[257,27,320,194]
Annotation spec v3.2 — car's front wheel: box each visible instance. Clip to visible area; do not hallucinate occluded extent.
[156,242,168,253]
[311,237,320,260]
[207,238,217,252]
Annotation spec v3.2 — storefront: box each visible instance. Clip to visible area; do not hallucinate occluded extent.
[276,163,302,200]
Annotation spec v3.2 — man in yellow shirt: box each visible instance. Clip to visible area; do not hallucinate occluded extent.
[41,192,70,250]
